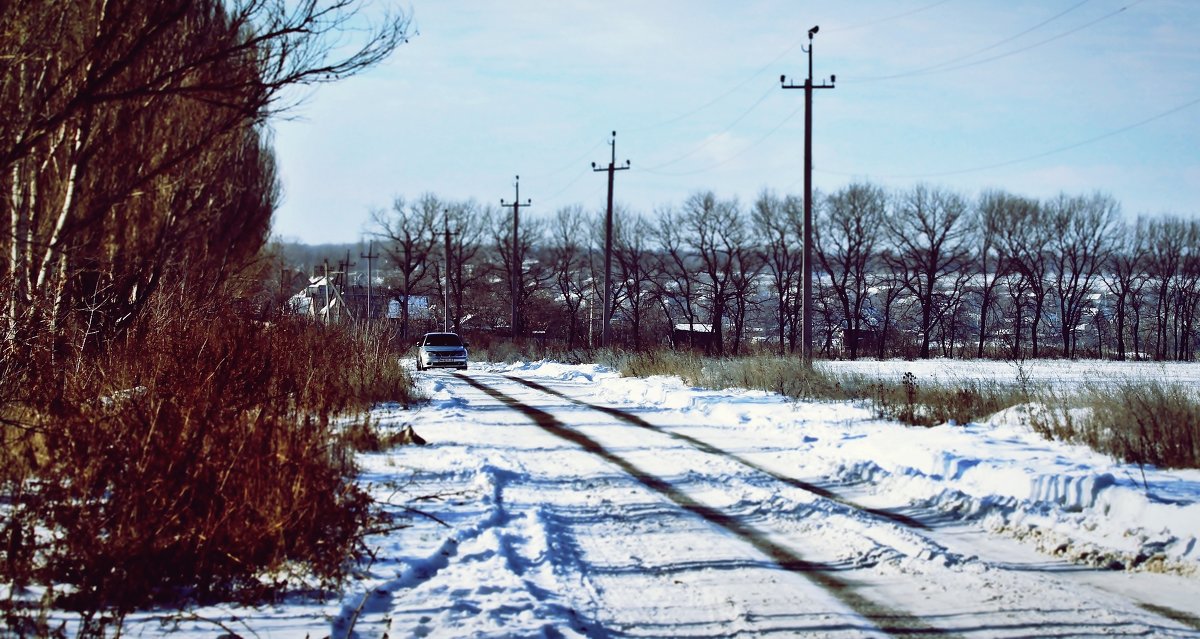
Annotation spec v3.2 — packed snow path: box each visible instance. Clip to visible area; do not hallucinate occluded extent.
[332,367,1200,638]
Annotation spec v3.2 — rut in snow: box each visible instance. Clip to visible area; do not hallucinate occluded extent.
[506,374,930,530]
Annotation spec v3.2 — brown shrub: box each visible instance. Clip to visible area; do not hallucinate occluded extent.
[0,295,419,625]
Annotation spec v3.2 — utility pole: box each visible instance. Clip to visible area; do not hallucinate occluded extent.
[442,209,458,333]
[322,260,330,324]
[279,267,288,314]
[360,240,379,321]
[782,25,835,368]
[500,175,531,338]
[338,251,355,324]
[592,131,630,349]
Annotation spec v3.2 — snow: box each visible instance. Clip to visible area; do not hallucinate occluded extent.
[818,357,1200,388]
[38,359,1200,635]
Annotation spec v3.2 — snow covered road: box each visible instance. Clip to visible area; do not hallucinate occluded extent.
[328,365,1200,638]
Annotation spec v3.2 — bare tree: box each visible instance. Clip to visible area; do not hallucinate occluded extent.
[613,208,654,350]
[442,201,490,332]
[973,190,1018,358]
[1046,192,1120,358]
[728,239,763,357]
[548,205,592,348]
[995,194,1050,358]
[751,190,799,355]
[870,250,909,359]
[883,184,971,359]
[814,182,885,359]
[1103,218,1150,360]
[372,193,438,339]
[1174,221,1200,360]
[813,275,842,357]
[2,1,408,167]
[680,192,745,356]
[490,209,550,336]
[651,206,702,349]
[1144,216,1187,360]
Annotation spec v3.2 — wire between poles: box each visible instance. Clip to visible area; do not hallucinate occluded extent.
[816,95,1200,180]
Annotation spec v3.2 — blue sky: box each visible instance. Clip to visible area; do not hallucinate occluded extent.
[270,0,1200,244]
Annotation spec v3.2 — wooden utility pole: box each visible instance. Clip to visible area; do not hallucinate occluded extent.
[442,209,459,333]
[500,176,532,338]
[782,25,835,368]
[592,131,630,349]
[360,240,379,321]
[337,252,355,323]
[279,267,289,313]
[322,260,331,324]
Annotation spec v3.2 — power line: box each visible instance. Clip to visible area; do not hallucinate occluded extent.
[816,94,1200,180]
[529,3,976,198]
[852,0,1093,81]
[526,137,608,181]
[826,0,957,33]
[628,41,804,134]
[849,0,1144,83]
[517,1,1165,216]
[625,1,957,134]
[538,165,592,207]
[641,85,776,171]
[640,100,805,177]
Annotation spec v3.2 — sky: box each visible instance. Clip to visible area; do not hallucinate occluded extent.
[269,0,1200,245]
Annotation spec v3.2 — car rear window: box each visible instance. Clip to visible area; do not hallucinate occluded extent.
[424,334,463,347]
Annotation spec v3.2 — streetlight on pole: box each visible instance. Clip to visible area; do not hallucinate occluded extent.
[782,25,835,368]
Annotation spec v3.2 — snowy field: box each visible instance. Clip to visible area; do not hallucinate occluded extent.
[818,358,1200,388]
[93,360,1200,636]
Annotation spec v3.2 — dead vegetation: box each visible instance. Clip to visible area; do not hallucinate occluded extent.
[1,293,420,632]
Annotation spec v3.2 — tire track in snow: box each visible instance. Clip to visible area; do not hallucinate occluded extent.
[507,374,929,531]
[331,465,516,637]
[455,372,954,638]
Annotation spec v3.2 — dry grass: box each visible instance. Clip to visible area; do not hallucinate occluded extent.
[612,350,705,383]
[1088,382,1200,469]
[860,371,1025,427]
[1027,381,1200,470]
[0,296,420,629]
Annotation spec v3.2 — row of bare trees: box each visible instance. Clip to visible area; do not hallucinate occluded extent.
[363,185,1200,361]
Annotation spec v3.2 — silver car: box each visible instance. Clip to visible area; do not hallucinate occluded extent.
[416,332,469,371]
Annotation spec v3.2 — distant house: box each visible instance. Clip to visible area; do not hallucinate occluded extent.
[672,322,716,352]
[289,276,352,322]
[841,328,878,354]
[385,296,431,320]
